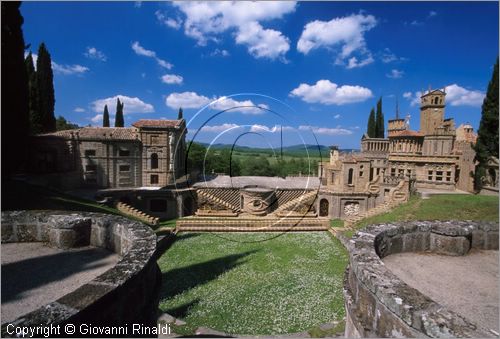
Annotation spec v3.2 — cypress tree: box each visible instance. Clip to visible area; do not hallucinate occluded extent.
[36,42,56,133]
[114,98,124,127]
[474,57,499,190]
[25,52,42,134]
[367,108,376,137]
[1,2,30,177]
[178,107,183,120]
[375,97,384,138]
[103,104,110,127]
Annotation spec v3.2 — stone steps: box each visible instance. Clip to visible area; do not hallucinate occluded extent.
[116,202,160,226]
[344,200,402,229]
[176,217,328,232]
[272,190,317,214]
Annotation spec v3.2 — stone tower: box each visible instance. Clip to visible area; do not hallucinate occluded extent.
[420,88,446,135]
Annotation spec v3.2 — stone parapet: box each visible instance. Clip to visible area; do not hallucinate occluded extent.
[1,211,161,337]
[344,220,499,338]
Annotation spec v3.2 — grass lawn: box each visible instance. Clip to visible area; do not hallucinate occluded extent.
[157,232,348,336]
[343,194,499,238]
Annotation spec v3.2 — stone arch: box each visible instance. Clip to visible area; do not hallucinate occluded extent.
[319,199,329,217]
[183,196,194,216]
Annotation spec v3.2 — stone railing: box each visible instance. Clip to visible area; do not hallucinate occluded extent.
[1,210,161,337]
[344,220,499,338]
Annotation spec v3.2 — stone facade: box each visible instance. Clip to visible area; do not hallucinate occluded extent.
[29,119,186,189]
[319,88,478,196]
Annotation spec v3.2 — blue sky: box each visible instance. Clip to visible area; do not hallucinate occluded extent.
[21,1,498,148]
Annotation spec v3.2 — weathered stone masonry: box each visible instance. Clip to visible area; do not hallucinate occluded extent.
[344,220,499,338]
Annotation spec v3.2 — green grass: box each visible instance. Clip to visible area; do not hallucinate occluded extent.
[157,232,348,336]
[343,194,499,238]
[330,219,344,228]
[2,180,121,215]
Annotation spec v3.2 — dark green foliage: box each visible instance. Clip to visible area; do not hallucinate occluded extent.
[114,98,124,127]
[474,58,499,190]
[102,104,110,127]
[25,52,42,134]
[1,2,30,178]
[241,156,273,176]
[367,107,376,137]
[178,107,183,120]
[375,97,385,138]
[55,116,79,131]
[36,42,56,133]
[186,142,208,174]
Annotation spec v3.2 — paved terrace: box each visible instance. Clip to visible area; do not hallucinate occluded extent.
[1,243,119,323]
[194,175,321,189]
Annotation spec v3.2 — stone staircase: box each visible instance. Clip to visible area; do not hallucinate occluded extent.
[272,190,318,215]
[116,202,160,226]
[343,200,402,228]
[176,217,328,232]
[196,189,240,212]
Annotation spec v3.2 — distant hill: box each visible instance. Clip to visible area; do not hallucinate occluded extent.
[193,142,358,158]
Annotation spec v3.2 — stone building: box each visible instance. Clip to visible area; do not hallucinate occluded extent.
[317,87,478,218]
[28,118,191,220]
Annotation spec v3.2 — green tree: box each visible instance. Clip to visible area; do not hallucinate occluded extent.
[241,156,274,176]
[375,97,384,138]
[36,42,56,132]
[2,2,30,178]
[56,116,79,131]
[102,104,110,127]
[474,57,499,190]
[114,98,124,127]
[25,51,42,134]
[367,107,376,137]
[178,107,183,120]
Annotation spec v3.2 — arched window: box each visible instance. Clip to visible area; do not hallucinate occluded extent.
[348,168,354,185]
[434,97,439,105]
[319,199,329,217]
[151,153,158,169]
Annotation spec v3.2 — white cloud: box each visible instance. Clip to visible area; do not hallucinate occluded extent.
[155,10,182,30]
[166,92,211,109]
[235,21,290,60]
[134,1,142,8]
[91,95,154,114]
[249,124,295,133]
[334,114,341,119]
[444,84,485,106]
[346,55,374,69]
[165,92,268,114]
[84,47,107,61]
[74,107,86,113]
[297,13,377,68]
[410,20,423,26]
[403,84,485,107]
[210,49,230,57]
[428,11,437,18]
[386,69,404,79]
[298,125,353,136]
[200,123,240,133]
[131,41,173,69]
[290,79,373,105]
[172,1,295,60]
[52,62,89,75]
[161,74,184,85]
[25,52,89,75]
[380,48,407,63]
[91,114,103,123]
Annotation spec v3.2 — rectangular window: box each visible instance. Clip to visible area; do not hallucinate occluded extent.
[150,199,167,212]
[119,149,130,156]
[391,168,396,176]
[85,164,97,172]
[428,170,433,181]
[119,165,130,172]
[446,171,452,182]
[359,171,363,177]
[85,150,96,156]
[151,135,159,144]
[151,174,159,184]
[436,171,443,181]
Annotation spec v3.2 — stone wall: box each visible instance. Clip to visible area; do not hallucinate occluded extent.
[344,220,499,338]
[1,211,161,337]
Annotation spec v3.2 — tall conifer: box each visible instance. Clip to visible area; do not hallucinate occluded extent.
[178,107,183,120]
[114,98,124,127]
[474,58,499,190]
[367,108,376,137]
[103,104,110,127]
[36,42,56,132]
[25,52,42,134]
[375,97,385,138]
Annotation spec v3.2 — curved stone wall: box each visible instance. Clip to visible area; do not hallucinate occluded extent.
[1,211,161,337]
[344,220,499,338]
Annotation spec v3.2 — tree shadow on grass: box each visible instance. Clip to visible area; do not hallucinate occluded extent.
[160,249,258,299]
